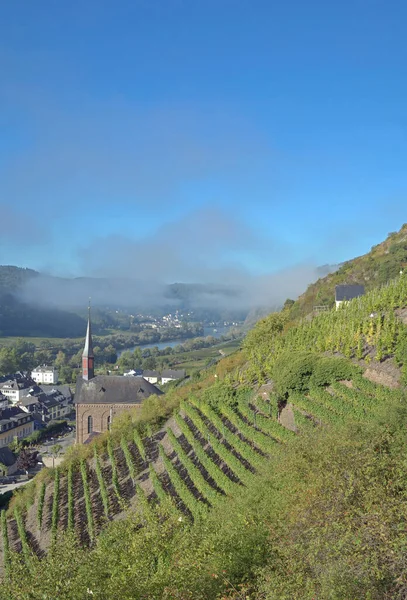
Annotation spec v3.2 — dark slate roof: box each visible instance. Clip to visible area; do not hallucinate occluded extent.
[42,384,71,398]
[143,370,159,377]
[161,369,186,379]
[32,365,57,373]
[20,385,43,398]
[0,448,16,467]
[19,396,40,407]
[74,375,163,405]
[335,284,365,302]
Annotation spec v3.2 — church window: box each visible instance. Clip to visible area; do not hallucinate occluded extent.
[107,415,111,430]
[87,415,93,434]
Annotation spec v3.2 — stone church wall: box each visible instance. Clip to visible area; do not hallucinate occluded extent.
[76,403,142,444]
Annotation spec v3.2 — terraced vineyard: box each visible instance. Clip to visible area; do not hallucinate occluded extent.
[289,375,400,430]
[0,392,290,570]
[0,375,401,574]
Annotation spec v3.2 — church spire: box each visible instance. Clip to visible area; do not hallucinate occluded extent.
[82,300,94,381]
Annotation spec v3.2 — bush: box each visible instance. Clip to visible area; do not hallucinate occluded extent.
[200,381,250,410]
[273,352,359,396]
[273,351,319,397]
[309,357,360,388]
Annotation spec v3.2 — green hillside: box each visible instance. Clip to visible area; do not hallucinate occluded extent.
[2,237,407,598]
[289,223,407,318]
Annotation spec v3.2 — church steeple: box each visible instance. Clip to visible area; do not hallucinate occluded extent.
[82,302,94,381]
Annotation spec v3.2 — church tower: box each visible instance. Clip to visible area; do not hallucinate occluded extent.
[82,304,94,381]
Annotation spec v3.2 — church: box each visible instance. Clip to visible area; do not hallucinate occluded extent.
[75,309,162,444]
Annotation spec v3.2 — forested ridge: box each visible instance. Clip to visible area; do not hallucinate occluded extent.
[2,240,407,598]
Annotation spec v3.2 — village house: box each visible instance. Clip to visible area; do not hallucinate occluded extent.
[161,369,186,385]
[18,384,73,424]
[31,365,59,385]
[142,370,160,385]
[0,373,36,404]
[0,407,34,447]
[335,284,365,310]
[75,308,163,444]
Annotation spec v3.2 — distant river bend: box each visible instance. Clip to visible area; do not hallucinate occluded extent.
[117,326,231,357]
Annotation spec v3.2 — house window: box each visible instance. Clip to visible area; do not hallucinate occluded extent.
[87,415,93,434]
[107,415,111,431]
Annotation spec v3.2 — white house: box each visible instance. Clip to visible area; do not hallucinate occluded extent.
[161,369,186,385]
[142,370,159,385]
[335,285,365,310]
[123,369,143,377]
[31,365,59,385]
[0,378,32,404]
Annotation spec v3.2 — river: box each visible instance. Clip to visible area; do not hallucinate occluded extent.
[117,326,231,357]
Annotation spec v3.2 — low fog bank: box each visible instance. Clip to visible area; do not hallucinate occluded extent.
[16,263,336,316]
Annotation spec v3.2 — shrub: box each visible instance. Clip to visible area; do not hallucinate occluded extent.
[200,382,250,410]
[273,351,319,397]
[309,357,360,387]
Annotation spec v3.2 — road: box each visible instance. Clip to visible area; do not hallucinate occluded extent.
[38,428,76,456]
[0,430,77,496]
[0,479,30,494]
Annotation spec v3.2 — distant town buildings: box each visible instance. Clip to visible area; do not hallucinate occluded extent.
[335,284,365,310]
[0,371,73,433]
[0,373,36,404]
[19,383,73,424]
[123,368,187,385]
[31,365,59,385]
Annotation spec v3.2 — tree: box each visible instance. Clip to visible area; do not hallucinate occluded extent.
[55,351,67,368]
[16,449,39,475]
[50,444,63,469]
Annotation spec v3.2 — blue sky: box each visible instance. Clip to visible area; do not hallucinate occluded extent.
[1,0,406,282]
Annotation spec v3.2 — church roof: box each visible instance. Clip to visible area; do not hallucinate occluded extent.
[74,375,163,405]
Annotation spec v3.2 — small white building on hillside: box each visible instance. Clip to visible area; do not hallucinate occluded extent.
[335,284,365,310]
[161,369,186,385]
[31,365,58,385]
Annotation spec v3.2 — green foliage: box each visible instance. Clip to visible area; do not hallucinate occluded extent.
[14,507,31,565]
[107,438,121,500]
[133,429,146,461]
[80,460,94,543]
[166,428,221,505]
[120,436,137,481]
[94,447,109,519]
[309,356,360,387]
[159,444,207,521]
[200,381,250,410]
[67,463,74,532]
[1,509,10,576]
[183,400,256,482]
[37,481,46,529]
[245,274,407,383]
[173,412,237,495]
[51,468,60,541]
[273,351,319,396]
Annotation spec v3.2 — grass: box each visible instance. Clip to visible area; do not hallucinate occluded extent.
[168,339,242,373]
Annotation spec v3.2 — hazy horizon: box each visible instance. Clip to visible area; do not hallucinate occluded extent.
[1,1,406,301]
